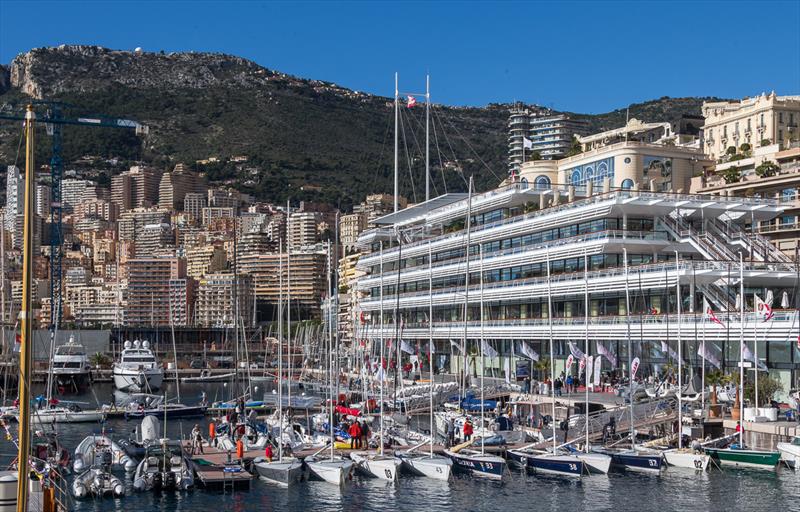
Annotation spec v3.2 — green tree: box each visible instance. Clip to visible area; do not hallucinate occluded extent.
[706,370,726,406]
[531,150,542,161]
[744,374,783,405]
[755,160,779,178]
[565,136,583,157]
[721,166,741,184]
[533,358,551,380]
[739,142,751,154]
[760,139,772,147]
[725,146,738,156]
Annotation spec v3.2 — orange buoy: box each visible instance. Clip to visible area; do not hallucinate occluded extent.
[236,439,244,459]
[209,422,216,439]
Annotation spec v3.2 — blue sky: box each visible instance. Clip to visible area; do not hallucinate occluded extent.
[1,1,798,113]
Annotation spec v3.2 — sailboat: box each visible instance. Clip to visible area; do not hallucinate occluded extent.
[398,234,452,481]
[443,177,506,480]
[663,253,710,471]
[704,254,780,470]
[509,247,587,477]
[593,248,664,473]
[254,240,306,486]
[305,241,354,485]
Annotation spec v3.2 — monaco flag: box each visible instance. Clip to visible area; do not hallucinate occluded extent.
[631,357,640,380]
[407,95,417,108]
[703,298,725,327]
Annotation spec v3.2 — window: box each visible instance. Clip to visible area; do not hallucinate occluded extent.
[723,126,727,137]
[782,188,797,201]
[760,113,765,126]
[621,178,634,190]
[780,130,784,141]
[735,121,739,134]
[534,175,551,189]
[779,112,784,124]
[780,215,796,226]
[791,113,796,126]
[747,119,751,130]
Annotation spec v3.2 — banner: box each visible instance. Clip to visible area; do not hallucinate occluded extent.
[596,341,617,367]
[481,339,498,358]
[742,343,767,371]
[579,357,586,373]
[504,358,511,384]
[703,297,726,327]
[631,357,640,380]
[566,354,574,370]
[449,340,462,353]
[593,355,602,387]
[585,355,593,383]
[400,339,416,355]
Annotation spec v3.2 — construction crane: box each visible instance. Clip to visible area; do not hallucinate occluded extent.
[0,100,148,330]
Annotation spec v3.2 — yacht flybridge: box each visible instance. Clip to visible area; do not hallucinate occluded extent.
[113,340,164,392]
[51,335,92,393]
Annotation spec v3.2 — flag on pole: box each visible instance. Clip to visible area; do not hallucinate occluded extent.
[782,291,790,309]
[755,294,774,322]
[593,355,602,387]
[595,341,617,367]
[449,339,462,353]
[584,355,592,380]
[697,343,721,369]
[567,342,585,361]
[566,354,574,370]
[742,344,767,371]
[579,357,586,372]
[520,341,539,361]
[504,358,511,384]
[407,95,417,108]
[400,339,416,355]
[631,357,641,380]
[660,341,679,362]
[703,298,725,327]
[12,321,20,353]
[522,137,533,150]
[481,339,498,358]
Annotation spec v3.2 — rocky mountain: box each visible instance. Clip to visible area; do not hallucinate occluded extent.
[0,45,714,208]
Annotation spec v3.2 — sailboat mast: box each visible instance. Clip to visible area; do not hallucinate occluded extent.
[327,241,334,460]
[584,249,590,453]
[394,72,399,214]
[675,251,682,449]
[16,105,35,512]
[461,177,473,398]
[425,74,430,202]
[379,242,385,455]
[278,239,283,462]
[623,248,634,448]
[738,252,745,446]
[479,244,485,455]
[545,247,555,452]
[286,201,292,412]
[428,240,434,458]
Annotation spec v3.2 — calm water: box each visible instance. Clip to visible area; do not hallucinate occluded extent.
[4,383,799,512]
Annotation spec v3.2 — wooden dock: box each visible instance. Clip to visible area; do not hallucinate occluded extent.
[180,441,257,488]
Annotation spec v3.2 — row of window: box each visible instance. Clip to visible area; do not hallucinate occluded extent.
[368,217,655,274]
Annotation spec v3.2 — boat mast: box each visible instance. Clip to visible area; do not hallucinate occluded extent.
[394,72,399,214]
[584,249,590,453]
[286,200,292,414]
[327,241,334,460]
[278,239,283,462]
[169,291,181,403]
[16,105,35,512]
[545,246,555,453]
[461,177,473,398]
[428,239,434,458]
[675,251,682,449]
[379,241,385,455]
[738,251,744,446]
[425,74,430,203]
[479,244,485,455]
[623,248,634,449]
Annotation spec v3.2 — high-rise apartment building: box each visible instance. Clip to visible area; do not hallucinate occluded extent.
[35,184,51,220]
[61,179,97,213]
[124,257,191,326]
[186,244,227,279]
[507,107,589,176]
[288,211,321,249]
[5,165,23,233]
[196,272,252,327]
[158,164,203,210]
[111,166,164,211]
[183,192,207,221]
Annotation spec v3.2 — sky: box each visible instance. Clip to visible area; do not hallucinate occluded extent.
[1,0,798,113]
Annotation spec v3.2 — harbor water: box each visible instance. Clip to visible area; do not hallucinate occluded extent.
[3,383,799,512]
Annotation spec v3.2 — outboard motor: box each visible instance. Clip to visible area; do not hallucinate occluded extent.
[164,470,176,489]
[152,471,163,491]
[101,450,113,470]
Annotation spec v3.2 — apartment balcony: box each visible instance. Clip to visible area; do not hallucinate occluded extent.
[759,221,800,234]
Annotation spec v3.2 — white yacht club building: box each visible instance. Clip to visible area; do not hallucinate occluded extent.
[353,184,799,398]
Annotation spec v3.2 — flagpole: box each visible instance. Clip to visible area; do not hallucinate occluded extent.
[425,74,430,202]
[545,246,555,453]
[584,248,589,453]
[461,177,473,399]
[754,293,759,410]
[394,72,399,213]
[428,239,434,458]
[623,247,634,449]
[675,250,682,450]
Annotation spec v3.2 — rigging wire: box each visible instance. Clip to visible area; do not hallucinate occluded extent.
[430,107,468,189]
[398,107,418,204]
[435,106,503,184]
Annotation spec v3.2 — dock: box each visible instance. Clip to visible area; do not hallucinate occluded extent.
[180,441,257,489]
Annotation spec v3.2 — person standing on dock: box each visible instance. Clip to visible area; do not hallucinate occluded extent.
[191,424,205,455]
[447,418,455,447]
[360,420,369,448]
[349,421,362,449]
[463,418,473,442]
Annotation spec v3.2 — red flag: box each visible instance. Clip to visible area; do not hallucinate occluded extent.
[406,95,417,108]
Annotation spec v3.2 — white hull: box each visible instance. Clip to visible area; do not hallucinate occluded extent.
[254,458,305,486]
[73,435,137,472]
[14,407,104,424]
[350,453,402,481]
[575,452,612,474]
[113,367,163,392]
[664,449,710,471]
[777,442,800,469]
[306,458,354,485]
[400,454,452,480]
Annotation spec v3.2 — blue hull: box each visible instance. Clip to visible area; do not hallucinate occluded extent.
[528,456,584,476]
[448,452,506,479]
[609,452,663,472]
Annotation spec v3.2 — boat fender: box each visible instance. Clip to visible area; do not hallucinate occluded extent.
[236,440,244,459]
[133,477,146,491]
[113,482,124,497]
[123,456,137,472]
[73,457,85,473]
[209,422,216,440]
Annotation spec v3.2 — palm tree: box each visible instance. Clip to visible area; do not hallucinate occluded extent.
[533,359,551,381]
[706,369,726,418]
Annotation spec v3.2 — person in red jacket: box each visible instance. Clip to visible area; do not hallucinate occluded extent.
[349,421,362,449]
[463,418,474,441]
[264,443,274,462]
